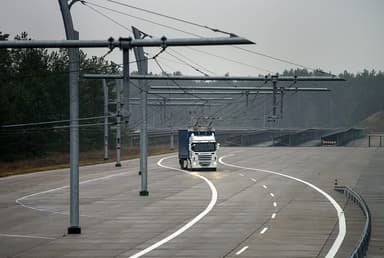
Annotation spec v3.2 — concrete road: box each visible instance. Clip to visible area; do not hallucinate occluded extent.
[0,147,382,258]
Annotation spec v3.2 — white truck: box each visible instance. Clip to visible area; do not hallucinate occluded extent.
[178,129,218,171]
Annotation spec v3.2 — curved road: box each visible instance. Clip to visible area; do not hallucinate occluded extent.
[0,147,378,257]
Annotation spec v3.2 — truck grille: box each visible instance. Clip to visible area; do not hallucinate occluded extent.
[199,154,212,166]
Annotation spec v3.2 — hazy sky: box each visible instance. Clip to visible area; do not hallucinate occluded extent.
[1,0,383,76]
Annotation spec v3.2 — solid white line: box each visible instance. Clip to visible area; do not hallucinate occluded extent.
[270,193,275,197]
[16,172,126,215]
[260,227,268,234]
[127,155,218,258]
[236,246,249,255]
[271,213,276,219]
[219,155,346,258]
[0,233,55,240]
[273,202,277,207]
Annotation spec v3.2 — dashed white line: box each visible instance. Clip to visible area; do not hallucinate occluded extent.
[271,213,276,219]
[251,178,257,182]
[219,155,346,258]
[273,202,277,207]
[262,184,268,189]
[260,227,268,234]
[239,173,245,177]
[236,246,249,255]
[270,193,275,197]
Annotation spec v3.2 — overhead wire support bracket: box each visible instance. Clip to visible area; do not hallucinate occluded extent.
[69,0,84,9]
[0,36,254,49]
[81,74,345,81]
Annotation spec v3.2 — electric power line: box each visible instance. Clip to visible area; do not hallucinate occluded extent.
[152,58,207,103]
[101,0,336,75]
[104,0,235,36]
[82,2,133,33]
[80,1,326,128]
[82,1,200,37]
[82,0,272,74]
[1,115,115,128]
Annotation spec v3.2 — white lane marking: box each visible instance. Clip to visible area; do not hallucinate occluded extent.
[0,233,55,240]
[270,193,275,197]
[236,246,249,255]
[262,184,268,189]
[239,173,245,177]
[219,155,346,258]
[16,172,126,215]
[260,227,268,234]
[273,202,277,207]
[271,213,276,219]
[128,156,218,258]
[251,178,257,182]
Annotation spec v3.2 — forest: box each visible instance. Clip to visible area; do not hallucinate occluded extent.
[1,32,384,162]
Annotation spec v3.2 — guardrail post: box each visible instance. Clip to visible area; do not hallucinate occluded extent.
[170,134,174,149]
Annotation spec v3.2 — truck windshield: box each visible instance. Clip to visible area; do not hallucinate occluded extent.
[191,142,216,152]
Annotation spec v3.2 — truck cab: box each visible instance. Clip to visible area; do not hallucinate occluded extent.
[178,129,218,171]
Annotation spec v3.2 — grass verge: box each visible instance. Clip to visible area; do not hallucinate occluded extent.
[0,145,176,178]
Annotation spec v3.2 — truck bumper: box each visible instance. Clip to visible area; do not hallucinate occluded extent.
[191,161,217,170]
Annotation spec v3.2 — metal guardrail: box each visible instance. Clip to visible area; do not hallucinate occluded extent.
[321,128,366,146]
[334,185,371,257]
[272,128,333,146]
[368,133,384,147]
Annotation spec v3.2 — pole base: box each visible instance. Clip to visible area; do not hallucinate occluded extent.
[104,157,109,160]
[67,226,81,234]
[140,190,149,196]
[138,171,142,175]
[115,163,122,167]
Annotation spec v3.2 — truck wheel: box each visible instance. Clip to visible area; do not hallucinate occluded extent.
[179,159,184,169]
[180,159,188,170]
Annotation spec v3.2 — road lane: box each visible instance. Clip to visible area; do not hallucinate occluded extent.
[219,152,346,257]
[0,147,377,257]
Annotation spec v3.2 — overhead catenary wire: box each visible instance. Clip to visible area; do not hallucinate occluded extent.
[100,0,335,75]
[81,1,218,77]
[104,0,235,36]
[0,122,116,136]
[82,2,133,33]
[79,1,268,125]
[83,1,273,73]
[233,46,336,76]
[152,58,207,102]
[80,0,272,74]
[165,50,211,76]
[82,1,200,37]
[79,1,330,128]
[1,115,116,128]
[186,47,274,74]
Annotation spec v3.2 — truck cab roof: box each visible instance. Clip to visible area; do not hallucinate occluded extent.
[190,134,216,142]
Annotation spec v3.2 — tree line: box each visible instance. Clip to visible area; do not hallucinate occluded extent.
[1,31,383,162]
[0,32,118,161]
